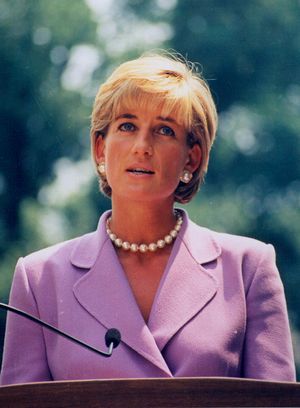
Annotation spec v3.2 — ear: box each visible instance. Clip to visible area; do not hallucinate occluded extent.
[185,144,202,173]
[94,133,106,163]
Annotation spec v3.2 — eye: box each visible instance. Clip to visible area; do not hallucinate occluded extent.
[119,122,136,132]
[157,126,175,137]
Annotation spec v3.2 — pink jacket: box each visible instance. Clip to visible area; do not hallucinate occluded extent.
[0,210,295,384]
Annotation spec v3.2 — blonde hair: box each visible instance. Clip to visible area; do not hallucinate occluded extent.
[91,51,218,203]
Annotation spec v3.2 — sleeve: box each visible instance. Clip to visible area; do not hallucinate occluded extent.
[242,244,296,381]
[0,258,52,385]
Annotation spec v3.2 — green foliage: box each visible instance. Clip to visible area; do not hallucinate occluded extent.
[1,0,300,374]
[0,0,98,251]
[127,0,300,374]
[165,0,300,331]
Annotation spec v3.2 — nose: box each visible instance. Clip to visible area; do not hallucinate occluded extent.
[132,128,153,156]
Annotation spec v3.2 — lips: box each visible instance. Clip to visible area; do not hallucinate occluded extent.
[126,167,155,175]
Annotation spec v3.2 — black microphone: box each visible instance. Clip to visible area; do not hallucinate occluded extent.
[105,328,121,349]
[0,302,121,358]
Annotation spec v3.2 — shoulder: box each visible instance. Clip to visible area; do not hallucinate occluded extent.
[184,219,284,308]
[13,211,111,287]
[10,231,100,303]
[20,211,112,271]
[211,228,273,258]
[210,228,277,276]
[185,218,278,287]
[186,216,274,261]
[211,228,277,282]
[17,229,100,282]
[22,234,88,268]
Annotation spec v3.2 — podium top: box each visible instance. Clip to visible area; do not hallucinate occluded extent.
[0,377,300,407]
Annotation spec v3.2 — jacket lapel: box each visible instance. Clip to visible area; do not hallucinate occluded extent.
[148,214,221,351]
[71,211,172,375]
[70,210,221,374]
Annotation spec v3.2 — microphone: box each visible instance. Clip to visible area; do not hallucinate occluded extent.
[0,302,121,358]
[105,328,121,349]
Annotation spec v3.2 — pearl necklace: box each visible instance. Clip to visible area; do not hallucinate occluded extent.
[106,211,183,253]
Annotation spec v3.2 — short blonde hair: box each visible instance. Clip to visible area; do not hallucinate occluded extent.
[91,51,218,203]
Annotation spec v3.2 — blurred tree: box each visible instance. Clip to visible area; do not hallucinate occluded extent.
[170,0,300,109]
[166,0,300,313]
[1,0,300,374]
[0,0,98,253]
[126,0,300,345]
[0,0,103,364]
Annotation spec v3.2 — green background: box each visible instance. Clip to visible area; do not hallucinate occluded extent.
[0,0,299,378]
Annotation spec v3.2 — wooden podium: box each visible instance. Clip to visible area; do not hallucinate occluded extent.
[0,377,300,407]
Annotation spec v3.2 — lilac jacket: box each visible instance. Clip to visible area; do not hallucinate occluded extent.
[0,210,295,384]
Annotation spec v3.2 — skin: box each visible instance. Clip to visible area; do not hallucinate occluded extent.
[95,105,201,322]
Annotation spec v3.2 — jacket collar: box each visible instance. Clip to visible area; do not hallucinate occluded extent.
[70,211,110,269]
[70,209,221,269]
[71,209,221,376]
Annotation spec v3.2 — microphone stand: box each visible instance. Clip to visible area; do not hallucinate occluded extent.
[0,302,121,357]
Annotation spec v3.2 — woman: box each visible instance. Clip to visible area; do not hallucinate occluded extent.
[0,52,295,384]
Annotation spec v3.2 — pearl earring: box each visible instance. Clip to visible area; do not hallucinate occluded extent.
[98,162,106,176]
[180,169,192,184]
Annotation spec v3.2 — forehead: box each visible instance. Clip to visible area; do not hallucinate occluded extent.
[112,94,186,128]
[114,111,182,128]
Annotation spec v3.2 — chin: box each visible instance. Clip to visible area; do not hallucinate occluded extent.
[113,187,173,204]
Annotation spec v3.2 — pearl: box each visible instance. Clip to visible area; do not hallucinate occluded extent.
[115,238,123,247]
[164,235,172,244]
[130,243,139,252]
[98,162,106,175]
[170,229,177,238]
[139,244,148,253]
[157,240,166,248]
[122,241,131,250]
[183,174,190,183]
[148,243,157,252]
[106,210,183,253]
[181,170,192,183]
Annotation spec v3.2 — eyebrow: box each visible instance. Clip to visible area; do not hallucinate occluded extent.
[157,116,177,124]
[115,113,137,120]
[115,113,178,124]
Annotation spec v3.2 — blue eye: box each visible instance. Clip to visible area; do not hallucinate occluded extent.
[158,126,175,136]
[119,122,135,132]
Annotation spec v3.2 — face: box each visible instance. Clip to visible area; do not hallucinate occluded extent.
[95,105,201,205]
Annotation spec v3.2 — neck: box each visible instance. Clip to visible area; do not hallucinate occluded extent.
[110,197,177,245]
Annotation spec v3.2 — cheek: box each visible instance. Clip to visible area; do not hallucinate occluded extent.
[104,138,130,183]
[103,143,118,178]
[161,148,187,175]
[104,138,121,163]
